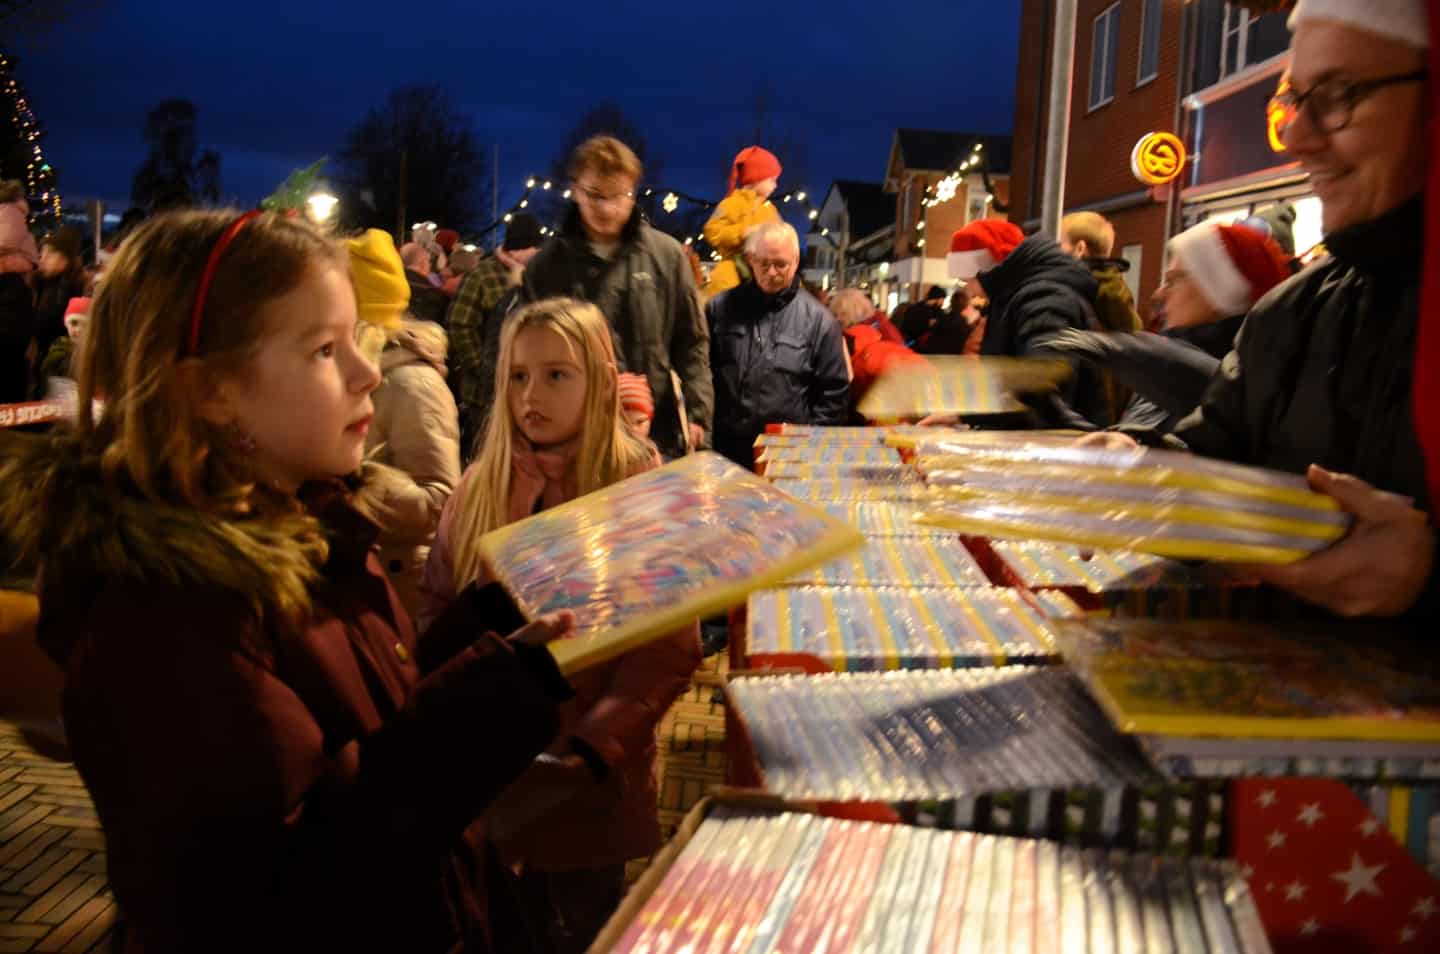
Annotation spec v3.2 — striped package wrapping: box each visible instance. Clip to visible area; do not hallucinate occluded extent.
[821,501,958,538]
[745,585,1068,670]
[771,478,933,503]
[783,536,990,588]
[727,668,1154,801]
[757,443,902,465]
[611,807,1271,953]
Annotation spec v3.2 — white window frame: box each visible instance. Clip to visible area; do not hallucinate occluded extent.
[1089,2,1122,111]
[1220,2,1255,79]
[1137,0,1163,86]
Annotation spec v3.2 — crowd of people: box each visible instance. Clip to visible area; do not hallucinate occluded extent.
[0,0,1434,950]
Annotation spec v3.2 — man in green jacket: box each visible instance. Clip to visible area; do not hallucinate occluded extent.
[523,136,712,460]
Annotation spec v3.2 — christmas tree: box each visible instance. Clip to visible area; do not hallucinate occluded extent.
[0,50,61,220]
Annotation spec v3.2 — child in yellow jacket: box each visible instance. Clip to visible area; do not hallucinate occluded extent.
[702,145,783,298]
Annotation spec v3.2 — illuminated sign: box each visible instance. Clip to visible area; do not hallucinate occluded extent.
[1130,132,1187,186]
[1267,74,1291,153]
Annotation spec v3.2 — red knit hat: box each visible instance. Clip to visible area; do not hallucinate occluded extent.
[617,372,654,421]
[434,229,459,255]
[727,146,783,194]
[1169,221,1292,316]
[64,296,92,337]
[947,219,1025,279]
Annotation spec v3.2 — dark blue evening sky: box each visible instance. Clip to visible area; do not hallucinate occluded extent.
[15,0,1018,221]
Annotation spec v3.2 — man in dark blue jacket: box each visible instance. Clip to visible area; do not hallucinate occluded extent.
[705,222,850,466]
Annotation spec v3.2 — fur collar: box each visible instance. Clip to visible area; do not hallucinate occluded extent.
[1,429,335,627]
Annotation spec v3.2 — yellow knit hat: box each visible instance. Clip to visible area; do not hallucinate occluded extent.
[344,229,410,333]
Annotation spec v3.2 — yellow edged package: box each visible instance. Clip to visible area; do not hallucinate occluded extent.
[479,452,863,675]
[857,356,1070,420]
[915,442,1348,563]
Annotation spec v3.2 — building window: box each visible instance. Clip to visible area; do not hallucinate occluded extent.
[1221,2,1256,77]
[900,182,911,235]
[1137,0,1162,85]
[1089,2,1122,110]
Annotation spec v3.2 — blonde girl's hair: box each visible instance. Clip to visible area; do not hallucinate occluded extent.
[449,297,655,592]
[73,208,347,618]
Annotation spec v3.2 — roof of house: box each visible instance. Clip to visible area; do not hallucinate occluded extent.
[831,180,894,239]
[892,128,1014,176]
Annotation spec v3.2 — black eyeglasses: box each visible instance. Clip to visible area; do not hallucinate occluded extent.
[1269,69,1427,138]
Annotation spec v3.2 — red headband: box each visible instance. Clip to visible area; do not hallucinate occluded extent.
[186,210,261,356]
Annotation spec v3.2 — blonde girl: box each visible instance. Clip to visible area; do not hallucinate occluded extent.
[0,208,576,954]
[421,297,702,954]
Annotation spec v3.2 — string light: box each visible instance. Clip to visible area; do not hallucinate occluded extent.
[0,52,62,218]
[662,192,679,213]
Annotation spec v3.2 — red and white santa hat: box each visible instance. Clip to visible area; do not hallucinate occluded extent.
[1168,221,1293,317]
[1288,0,1427,49]
[947,219,1025,280]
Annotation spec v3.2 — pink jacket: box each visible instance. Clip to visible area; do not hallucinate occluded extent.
[0,201,37,274]
[419,438,702,871]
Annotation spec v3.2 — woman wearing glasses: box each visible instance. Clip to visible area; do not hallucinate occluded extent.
[1169,0,1436,621]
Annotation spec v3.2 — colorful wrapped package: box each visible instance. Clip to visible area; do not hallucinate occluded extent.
[856,356,1070,420]
[771,478,932,503]
[822,501,957,537]
[605,807,1271,954]
[727,668,1154,801]
[785,536,989,588]
[746,585,1065,670]
[1052,617,1440,781]
[478,452,862,674]
[916,441,1349,563]
[756,444,902,465]
[762,459,921,482]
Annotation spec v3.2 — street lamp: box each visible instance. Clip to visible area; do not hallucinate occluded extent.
[307,190,339,224]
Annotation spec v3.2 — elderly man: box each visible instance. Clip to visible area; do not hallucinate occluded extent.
[1161,0,1433,620]
[705,222,849,466]
[399,242,450,327]
[524,135,712,459]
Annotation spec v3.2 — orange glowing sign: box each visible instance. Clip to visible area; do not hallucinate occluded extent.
[1267,73,1291,153]
[1130,131,1187,186]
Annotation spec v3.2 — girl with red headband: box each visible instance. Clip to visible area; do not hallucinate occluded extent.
[701,145,783,298]
[0,208,581,953]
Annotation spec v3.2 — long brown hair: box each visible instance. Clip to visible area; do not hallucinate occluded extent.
[74,209,346,614]
[448,297,655,591]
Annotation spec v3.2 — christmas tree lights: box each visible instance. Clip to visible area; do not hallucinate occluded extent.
[0,51,61,219]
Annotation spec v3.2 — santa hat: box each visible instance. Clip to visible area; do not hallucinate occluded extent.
[948,219,1024,280]
[1288,0,1428,49]
[727,146,783,194]
[64,297,92,338]
[1169,221,1293,317]
[617,371,654,421]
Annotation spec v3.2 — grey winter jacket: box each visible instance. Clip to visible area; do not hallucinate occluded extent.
[705,279,850,466]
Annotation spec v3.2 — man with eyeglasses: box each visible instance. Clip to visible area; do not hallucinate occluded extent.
[703,222,850,467]
[1167,0,1436,620]
[523,135,712,460]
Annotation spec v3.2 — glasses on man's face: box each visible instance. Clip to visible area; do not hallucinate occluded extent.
[753,258,795,273]
[1268,69,1427,139]
[573,183,636,208]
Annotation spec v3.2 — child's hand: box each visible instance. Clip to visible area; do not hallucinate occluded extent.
[506,611,576,647]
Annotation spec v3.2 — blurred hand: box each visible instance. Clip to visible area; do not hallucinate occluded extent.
[1244,465,1435,618]
[507,611,576,648]
[1075,431,1140,451]
[917,414,959,427]
[689,423,705,451]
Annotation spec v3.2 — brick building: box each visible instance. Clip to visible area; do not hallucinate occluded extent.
[1008,1,1306,322]
[881,129,1012,308]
